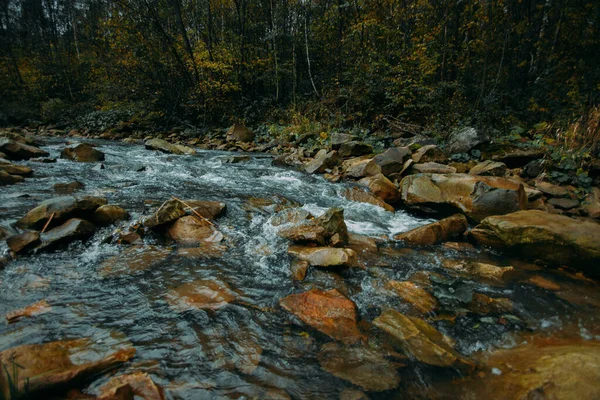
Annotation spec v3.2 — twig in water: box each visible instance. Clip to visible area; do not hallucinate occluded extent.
[171,196,215,226]
[41,212,55,233]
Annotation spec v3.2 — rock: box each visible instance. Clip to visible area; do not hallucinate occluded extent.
[341,157,381,179]
[467,293,513,314]
[583,187,600,219]
[490,148,545,168]
[145,138,189,155]
[0,163,33,176]
[279,289,365,344]
[172,143,197,155]
[54,180,85,194]
[331,132,357,150]
[290,259,310,281]
[526,275,561,291]
[373,147,412,176]
[168,279,238,311]
[39,218,96,250]
[0,170,24,185]
[338,141,373,158]
[278,207,348,246]
[97,372,164,400]
[182,200,227,219]
[6,300,51,323]
[409,162,457,174]
[469,210,600,275]
[143,199,186,229]
[411,145,447,164]
[304,149,339,174]
[342,187,394,212]
[270,208,313,227]
[99,245,171,277]
[441,260,514,282]
[446,127,489,154]
[523,159,544,178]
[393,214,468,246]
[0,138,49,160]
[358,173,401,204]
[93,205,130,226]
[399,173,527,222]
[373,309,473,371]
[272,151,305,169]
[60,143,105,162]
[547,197,579,210]
[17,196,107,230]
[534,181,569,197]
[318,343,401,392]
[0,339,135,400]
[7,231,41,254]
[166,216,223,245]
[385,281,438,314]
[469,160,507,177]
[288,245,358,267]
[226,122,255,142]
[221,155,251,163]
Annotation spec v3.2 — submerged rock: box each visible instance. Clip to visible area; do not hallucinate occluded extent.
[469,210,600,275]
[279,288,364,344]
[53,180,85,194]
[17,195,107,230]
[99,245,171,277]
[61,143,105,162]
[288,245,358,268]
[97,372,164,400]
[318,343,401,392]
[441,259,514,283]
[0,339,135,400]
[393,214,468,245]
[168,279,238,311]
[5,299,52,323]
[385,281,438,314]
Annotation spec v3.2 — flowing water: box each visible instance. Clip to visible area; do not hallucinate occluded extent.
[1,138,599,399]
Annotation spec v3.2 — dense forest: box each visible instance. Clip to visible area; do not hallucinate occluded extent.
[1,0,600,135]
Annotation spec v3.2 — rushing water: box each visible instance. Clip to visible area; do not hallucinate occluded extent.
[1,138,599,399]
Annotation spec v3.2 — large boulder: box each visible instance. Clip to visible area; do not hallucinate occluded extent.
[39,218,96,250]
[304,149,339,174]
[446,127,489,154]
[60,143,105,162]
[394,214,468,245]
[399,173,527,222]
[0,339,135,400]
[0,138,49,160]
[279,288,365,344]
[338,141,373,158]
[17,196,107,230]
[469,210,600,276]
[278,207,348,246]
[341,157,381,179]
[226,123,255,142]
[288,245,358,268]
[411,145,447,164]
[373,147,412,176]
[358,173,401,204]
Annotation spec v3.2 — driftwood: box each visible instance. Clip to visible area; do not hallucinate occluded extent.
[171,196,215,227]
[41,212,55,233]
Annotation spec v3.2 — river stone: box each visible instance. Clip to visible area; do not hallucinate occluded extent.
[39,218,96,250]
[446,127,489,154]
[534,181,569,197]
[342,186,394,212]
[373,147,412,176]
[7,231,41,254]
[304,149,339,174]
[278,207,348,246]
[270,208,313,227]
[399,173,527,222]
[318,343,401,392]
[394,214,468,245]
[469,210,600,275]
[166,215,223,245]
[490,148,545,168]
[96,372,164,400]
[279,223,326,244]
[331,132,357,150]
[60,143,105,162]
[385,281,438,314]
[467,293,513,314]
[338,141,373,158]
[93,205,130,226]
[53,180,85,194]
[145,138,186,155]
[288,245,358,268]
[469,160,507,177]
[0,339,135,400]
[358,173,401,204]
[168,279,238,311]
[0,163,32,176]
[183,200,227,219]
[0,138,49,160]
[441,259,514,283]
[17,195,107,230]
[226,122,255,142]
[279,288,365,344]
[143,199,186,228]
[0,170,24,185]
[341,157,381,179]
[99,245,171,277]
[373,309,474,371]
[409,162,456,175]
[547,197,579,210]
[411,145,447,163]
[6,299,51,323]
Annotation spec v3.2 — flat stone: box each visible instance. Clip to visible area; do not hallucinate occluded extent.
[535,181,569,197]
[547,197,579,210]
[288,245,358,267]
[469,160,507,177]
[386,281,438,314]
[409,162,456,174]
[394,214,468,245]
[342,187,395,212]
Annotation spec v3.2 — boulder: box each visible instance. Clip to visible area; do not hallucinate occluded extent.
[411,145,447,164]
[7,231,40,254]
[0,339,135,400]
[53,181,85,194]
[358,173,401,204]
[0,170,24,185]
[39,218,96,250]
[583,187,600,219]
[393,214,468,245]
[60,143,105,162]
[279,288,365,344]
[288,245,358,267]
[409,162,456,174]
[318,343,401,392]
[17,196,107,230]
[341,157,381,179]
[373,147,412,176]
[226,123,255,142]
[168,278,238,311]
[97,372,164,400]
[304,149,339,174]
[385,281,438,314]
[145,138,188,155]
[0,163,33,176]
[338,141,373,158]
[278,207,348,246]
[469,210,600,275]
[342,187,395,212]
[330,132,357,150]
[166,215,223,245]
[6,300,51,323]
[373,309,473,371]
[0,138,49,160]
[468,160,507,177]
[446,127,489,154]
[93,205,130,226]
[143,199,186,229]
[399,173,527,222]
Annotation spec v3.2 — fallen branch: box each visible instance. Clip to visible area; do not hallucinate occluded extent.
[171,196,215,226]
[41,212,55,233]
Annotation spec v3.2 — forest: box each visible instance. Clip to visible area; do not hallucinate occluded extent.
[1,0,599,136]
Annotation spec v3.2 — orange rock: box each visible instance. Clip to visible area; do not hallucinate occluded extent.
[385,281,438,314]
[168,279,238,311]
[394,214,468,245]
[527,275,561,291]
[6,299,51,323]
[97,372,164,400]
